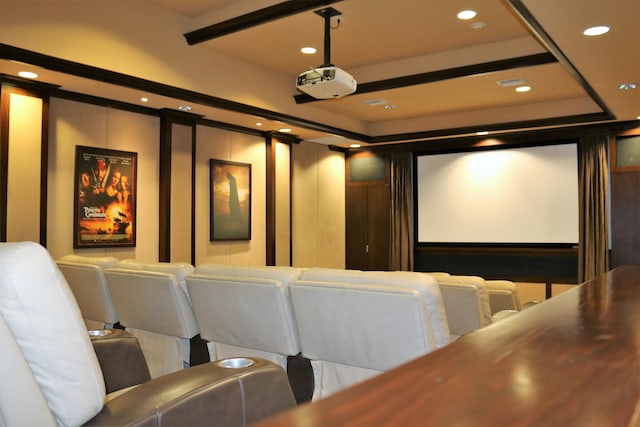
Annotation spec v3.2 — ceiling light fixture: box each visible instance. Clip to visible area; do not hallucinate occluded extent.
[476,131,489,136]
[301,47,317,54]
[457,10,477,20]
[515,86,531,92]
[583,26,610,36]
[350,144,361,148]
[279,128,292,133]
[384,105,397,110]
[618,83,638,90]
[177,105,192,111]
[140,97,149,102]
[18,71,38,79]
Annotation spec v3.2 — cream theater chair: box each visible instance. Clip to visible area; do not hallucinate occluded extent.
[289,268,450,400]
[0,241,296,427]
[104,262,200,378]
[56,255,119,330]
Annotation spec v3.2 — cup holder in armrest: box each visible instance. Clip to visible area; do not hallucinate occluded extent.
[216,357,255,369]
[88,329,113,337]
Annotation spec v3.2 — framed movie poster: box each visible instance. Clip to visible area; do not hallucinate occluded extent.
[210,159,251,241]
[73,145,137,248]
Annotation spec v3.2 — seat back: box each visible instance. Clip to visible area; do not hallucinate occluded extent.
[485,279,521,313]
[56,255,119,329]
[0,242,105,426]
[104,264,199,378]
[290,268,449,400]
[187,275,301,368]
[188,264,302,368]
[428,274,492,339]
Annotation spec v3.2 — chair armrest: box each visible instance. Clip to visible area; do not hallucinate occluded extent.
[84,358,296,426]
[89,329,150,393]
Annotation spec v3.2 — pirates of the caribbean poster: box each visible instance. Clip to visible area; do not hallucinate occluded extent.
[73,146,137,248]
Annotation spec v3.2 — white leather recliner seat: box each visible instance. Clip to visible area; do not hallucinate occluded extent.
[104,261,199,378]
[289,268,451,400]
[56,254,119,330]
[187,264,303,370]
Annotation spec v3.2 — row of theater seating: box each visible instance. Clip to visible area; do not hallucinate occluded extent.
[0,242,297,427]
[56,255,524,401]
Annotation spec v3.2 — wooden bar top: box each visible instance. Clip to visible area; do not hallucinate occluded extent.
[256,266,640,426]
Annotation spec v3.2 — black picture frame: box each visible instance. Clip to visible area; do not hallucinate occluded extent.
[73,145,137,248]
[210,159,252,241]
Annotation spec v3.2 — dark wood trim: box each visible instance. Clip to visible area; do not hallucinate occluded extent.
[294,53,557,104]
[158,109,201,262]
[158,112,173,262]
[0,44,370,143]
[39,94,49,246]
[191,124,197,266]
[351,120,640,155]
[184,0,343,45]
[368,112,611,144]
[0,85,9,241]
[265,133,276,266]
[611,132,640,172]
[0,44,619,146]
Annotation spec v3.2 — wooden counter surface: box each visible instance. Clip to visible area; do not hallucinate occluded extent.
[256,266,640,426]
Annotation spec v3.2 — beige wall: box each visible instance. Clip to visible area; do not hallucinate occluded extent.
[194,125,271,265]
[4,95,345,266]
[7,93,42,243]
[46,98,160,261]
[292,141,345,268]
[170,124,193,263]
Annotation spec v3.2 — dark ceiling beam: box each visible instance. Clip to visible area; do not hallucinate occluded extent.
[505,0,614,119]
[368,112,613,144]
[294,52,557,104]
[184,0,343,45]
[0,43,371,143]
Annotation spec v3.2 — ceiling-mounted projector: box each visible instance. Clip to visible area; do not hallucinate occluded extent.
[296,66,357,99]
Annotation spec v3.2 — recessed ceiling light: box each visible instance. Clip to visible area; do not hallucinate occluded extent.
[279,128,292,133]
[476,131,489,136]
[457,10,477,20]
[364,98,387,106]
[515,86,531,92]
[583,26,610,36]
[256,122,263,127]
[618,83,638,90]
[350,144,361,148]
[18,71,38,79]
[140,97,149,102]
[177,105,192,111]
[301,47,317,54]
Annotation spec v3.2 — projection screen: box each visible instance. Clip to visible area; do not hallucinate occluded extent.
[416,143,579,244]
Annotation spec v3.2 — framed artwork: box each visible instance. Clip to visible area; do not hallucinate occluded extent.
[73,145,137,248]
[210,159,251,241]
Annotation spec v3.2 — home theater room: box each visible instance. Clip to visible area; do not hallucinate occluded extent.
[1,0,639,425]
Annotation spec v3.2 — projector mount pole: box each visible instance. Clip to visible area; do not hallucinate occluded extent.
[314,7,342,67]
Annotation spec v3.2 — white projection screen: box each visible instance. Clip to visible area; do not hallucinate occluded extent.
[416,143,579,244]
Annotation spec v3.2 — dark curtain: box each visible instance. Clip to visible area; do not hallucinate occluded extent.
[389,152,414,271]
[578,133,610,283]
